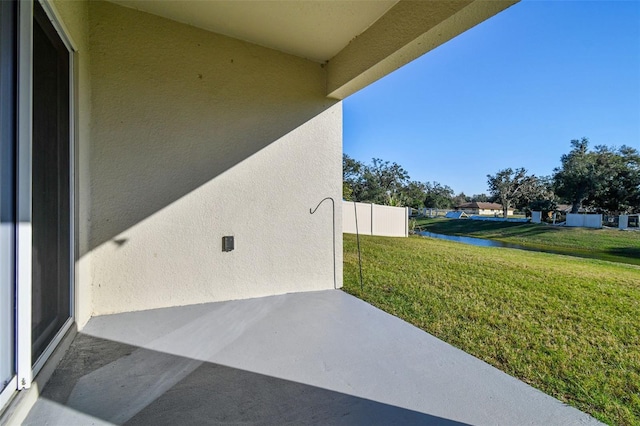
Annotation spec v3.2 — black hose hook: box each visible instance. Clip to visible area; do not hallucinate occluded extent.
[310,197,336,289]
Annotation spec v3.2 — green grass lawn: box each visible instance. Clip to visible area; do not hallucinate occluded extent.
[343,233,640,425]
[414,217,640,265]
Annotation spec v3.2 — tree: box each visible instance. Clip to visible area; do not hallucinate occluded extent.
[342,154,364,201]
[587,145,640,213]
[373,158,410,200]
[471,193,490,202]
[553,139,640,213]
[516,175,556,210]
[400,181,428,209]
[487,168,536,217]
[359,158,410,205]
[343,156,411,205]
[553,138,598,213]
[451,192,468,208]
[519,176,557,218]
[342,182,354,201]
[423,181,454,209]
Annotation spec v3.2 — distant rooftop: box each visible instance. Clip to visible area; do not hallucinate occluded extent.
[457,201,505,210]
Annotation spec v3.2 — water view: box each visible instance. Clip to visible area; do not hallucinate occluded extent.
[417,231,640,266]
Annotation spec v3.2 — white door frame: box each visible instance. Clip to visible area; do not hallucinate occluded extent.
[0,0,18,407]
[15,0,76,391]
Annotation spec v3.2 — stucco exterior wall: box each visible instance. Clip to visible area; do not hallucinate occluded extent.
[50,0,93,328]
[87,1,342,315]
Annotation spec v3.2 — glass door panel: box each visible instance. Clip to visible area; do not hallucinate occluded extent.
[31,0,71,363]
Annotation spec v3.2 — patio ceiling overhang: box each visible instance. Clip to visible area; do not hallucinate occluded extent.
[107,0,518,99]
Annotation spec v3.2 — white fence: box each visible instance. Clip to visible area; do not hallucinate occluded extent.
[619,215,629,229]
[618,215,639,229]
[566,213,602,228]
[343,201,408,237]
[531,211,542,224]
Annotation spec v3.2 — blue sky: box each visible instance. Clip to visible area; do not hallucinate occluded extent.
[343,0,640,196]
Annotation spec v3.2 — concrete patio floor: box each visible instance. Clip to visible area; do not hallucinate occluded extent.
[23,290,600,425]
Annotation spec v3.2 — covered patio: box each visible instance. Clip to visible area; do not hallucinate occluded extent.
[5,1,603,423]
[23,290,598,425]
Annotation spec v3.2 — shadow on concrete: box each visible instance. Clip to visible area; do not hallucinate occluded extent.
[26,333,469,425]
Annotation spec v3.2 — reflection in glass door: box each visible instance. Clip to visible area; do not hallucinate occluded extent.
[31,1,71,364]
[0,0,17,399]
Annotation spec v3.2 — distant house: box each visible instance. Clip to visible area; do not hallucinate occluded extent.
[456,202,514,216]
[556,204,593,214]
[555,204,572,213]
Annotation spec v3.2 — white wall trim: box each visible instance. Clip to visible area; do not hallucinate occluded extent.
[37,0,77,52]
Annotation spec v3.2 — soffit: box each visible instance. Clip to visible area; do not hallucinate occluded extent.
[107,0,399,63]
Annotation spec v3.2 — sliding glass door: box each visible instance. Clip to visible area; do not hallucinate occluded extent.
[0,0,17,400]
[1,2,73,406]
[31,0,71,364]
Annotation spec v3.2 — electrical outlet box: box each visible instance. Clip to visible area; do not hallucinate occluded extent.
[222,236,234,252]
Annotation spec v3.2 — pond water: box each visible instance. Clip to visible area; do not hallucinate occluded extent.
[416,231,639,266]
[418,232,509,248]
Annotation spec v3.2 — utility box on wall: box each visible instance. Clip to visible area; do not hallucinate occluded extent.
[222,236,234,252]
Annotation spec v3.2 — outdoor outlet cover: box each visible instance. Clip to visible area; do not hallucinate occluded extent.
[222,236,234,252]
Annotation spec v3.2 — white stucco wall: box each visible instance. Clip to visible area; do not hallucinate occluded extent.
[87,1,342,315]
[47,0,515,319]
[51,0,93,328]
